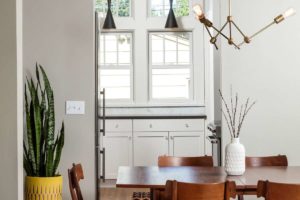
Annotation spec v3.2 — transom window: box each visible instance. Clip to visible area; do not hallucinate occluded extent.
[150,0,190,17]
[96,0,131,17]
[149,32,193,100]
[99,32,133,100]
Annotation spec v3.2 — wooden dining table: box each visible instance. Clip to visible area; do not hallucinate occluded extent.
[116,166,300,199]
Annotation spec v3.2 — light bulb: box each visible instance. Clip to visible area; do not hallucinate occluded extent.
[283,8,296,18]
[193,4,204,19]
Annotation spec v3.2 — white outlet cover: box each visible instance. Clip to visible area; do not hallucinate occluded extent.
[66,101,85,115]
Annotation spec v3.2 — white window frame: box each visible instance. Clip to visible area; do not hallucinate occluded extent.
[99,31,134,104]
[147,0,191,18]
[148,31,194,104]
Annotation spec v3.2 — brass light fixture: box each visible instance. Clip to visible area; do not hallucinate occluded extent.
[193,1,296,50]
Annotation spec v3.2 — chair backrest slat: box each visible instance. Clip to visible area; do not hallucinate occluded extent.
[246,155,288,167]
[257,180,300,200]
[68,163,84,200]
[158,155,214,167]
[162,180,236,200]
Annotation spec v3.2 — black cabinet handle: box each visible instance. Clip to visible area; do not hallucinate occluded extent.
[100,148,105,181]
[100,89,106,136]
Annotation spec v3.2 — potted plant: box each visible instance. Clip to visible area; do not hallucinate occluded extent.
[24,64,64,200]
[219,89,256,175]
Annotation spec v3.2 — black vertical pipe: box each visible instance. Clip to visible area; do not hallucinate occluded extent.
[94,11,100,200]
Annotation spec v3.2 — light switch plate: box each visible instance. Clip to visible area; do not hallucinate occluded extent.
[66,101,85,115]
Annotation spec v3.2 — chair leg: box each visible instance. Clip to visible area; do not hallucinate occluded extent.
[238,194,244,200]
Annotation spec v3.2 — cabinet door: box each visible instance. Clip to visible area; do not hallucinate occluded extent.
[134,132,169,166]
[103,133,132,179]
[170,132,204,157]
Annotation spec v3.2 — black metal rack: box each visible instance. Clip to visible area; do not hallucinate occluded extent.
[94,11,99,200]
[99,89,106,182]
[94,12,106,200]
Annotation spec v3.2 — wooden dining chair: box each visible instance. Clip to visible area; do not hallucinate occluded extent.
[68,163,84,200]
[246,155,288,167]
[160,180,236,200]
[158,155,214,167]
[238,155,288,200]
[257,180,300,200]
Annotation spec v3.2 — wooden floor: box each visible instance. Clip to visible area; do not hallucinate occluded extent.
[100,188,150,200]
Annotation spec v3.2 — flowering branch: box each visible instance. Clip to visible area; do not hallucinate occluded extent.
[219,89,256,138]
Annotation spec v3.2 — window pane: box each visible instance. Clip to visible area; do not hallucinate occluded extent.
[106,37,117,52]
[178,51,190,64]
[96,0,131,17]
[165,51,177,64]
[100,69,131,99]
[100,33,132,66]
[118,52,130,64]
[118,0,130,17]
[150,0,189,17]
[165,36,177,51]
[152,69,190,99]
[150,32,191,66]
[152,51,164,65]
[99,32,133,100]
[105,52,117,64]
[118,35,131,51]
[151,35,164,51]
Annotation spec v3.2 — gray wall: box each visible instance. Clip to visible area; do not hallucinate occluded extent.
[221,0,300,165]
[23,0,96,199]
[0,0,23,199]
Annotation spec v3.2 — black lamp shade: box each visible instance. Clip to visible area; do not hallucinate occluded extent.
[103,0,116,29]
[165,0,178,28]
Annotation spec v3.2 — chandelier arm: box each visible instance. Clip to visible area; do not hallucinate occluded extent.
[229,21,232,39]
[211,26,240,49]
[204,25,219,50]
[249,21,275,40]
[214,21,229,40]
[237,21,275,47]
[231,21,247,38]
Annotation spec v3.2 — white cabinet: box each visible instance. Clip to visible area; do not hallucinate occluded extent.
[169,132,204,157]
[100,119,133,179]
[100,119,206,179]
[102,132,132,179]
[133,119,205,166]
[133,132,169,166]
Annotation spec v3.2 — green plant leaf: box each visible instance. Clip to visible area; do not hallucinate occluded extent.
[28,78,42,175]
[25,80,37,175]
[53,122,64,175]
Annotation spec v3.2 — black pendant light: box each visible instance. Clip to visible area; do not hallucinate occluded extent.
[165,0,178,28]
[103,0,116,29]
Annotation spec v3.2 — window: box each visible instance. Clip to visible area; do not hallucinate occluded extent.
[99,32,133,100]
[149,32,192,100]
[150,0,189,17]
[96,0,131,17]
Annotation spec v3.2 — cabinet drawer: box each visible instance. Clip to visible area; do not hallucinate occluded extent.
[133,119,204,132]
[100,120,132,132]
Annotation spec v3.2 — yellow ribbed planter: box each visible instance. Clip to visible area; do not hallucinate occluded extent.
[25,176,63,200]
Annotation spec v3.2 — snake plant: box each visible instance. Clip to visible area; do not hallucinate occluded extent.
[24,64,64,177]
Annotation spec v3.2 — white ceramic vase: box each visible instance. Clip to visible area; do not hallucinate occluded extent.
[225,138,245,176]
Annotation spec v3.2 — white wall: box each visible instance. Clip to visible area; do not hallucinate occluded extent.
[0,0,23,199]
[23,0,96,199]
[221,0,300,165]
